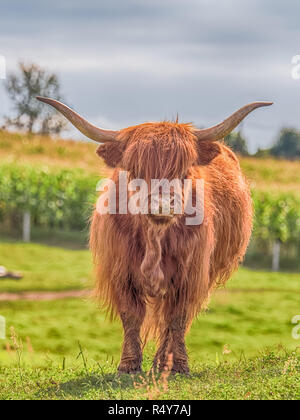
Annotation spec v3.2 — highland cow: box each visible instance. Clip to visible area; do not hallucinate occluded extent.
[37,96,272,374]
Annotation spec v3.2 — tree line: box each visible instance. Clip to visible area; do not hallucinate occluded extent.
[226,129,300,159]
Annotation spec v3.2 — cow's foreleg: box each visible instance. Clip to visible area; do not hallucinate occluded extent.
[118,301,145,374]
[153,314,189,375]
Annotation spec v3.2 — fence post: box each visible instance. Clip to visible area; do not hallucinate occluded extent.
[23,211,31,242]
[0,316,5,340]
[272,240,281,272]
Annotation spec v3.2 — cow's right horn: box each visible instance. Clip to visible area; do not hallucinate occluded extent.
[36,97,120,143]
[194,102,273,142]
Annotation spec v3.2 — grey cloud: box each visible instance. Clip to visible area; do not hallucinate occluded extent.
[0,0,300,152]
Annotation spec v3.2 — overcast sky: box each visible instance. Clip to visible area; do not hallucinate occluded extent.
[1,0,300,152]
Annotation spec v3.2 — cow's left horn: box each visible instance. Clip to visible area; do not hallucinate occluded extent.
[36,97,120,143]
[194,102,273,142]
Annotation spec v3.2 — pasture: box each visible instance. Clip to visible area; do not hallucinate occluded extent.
[0,132,299,400]
[0,241,299,400]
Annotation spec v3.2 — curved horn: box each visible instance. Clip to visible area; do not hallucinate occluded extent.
[194,102,273,142]
[36,96,119,143]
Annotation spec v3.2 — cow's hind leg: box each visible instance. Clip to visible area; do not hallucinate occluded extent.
[153,314,189,375]
[118,296,145,374]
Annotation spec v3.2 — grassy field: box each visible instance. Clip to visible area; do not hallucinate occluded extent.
[0,241,299,399]
[1,130,300,195]
[1,131,300,399]
[0,240,92,292]
[0,349,299,400]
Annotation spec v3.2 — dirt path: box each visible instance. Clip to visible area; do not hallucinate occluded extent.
[0,290,90,302]
[0,286,290,302]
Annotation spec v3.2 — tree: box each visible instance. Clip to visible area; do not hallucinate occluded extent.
[270,128,300,159]
[225,131,249,156]
[4,62,67,135]
[254,148,271,158]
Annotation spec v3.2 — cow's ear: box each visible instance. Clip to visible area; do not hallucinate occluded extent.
[96,142,125,168]
[194,140,222,165]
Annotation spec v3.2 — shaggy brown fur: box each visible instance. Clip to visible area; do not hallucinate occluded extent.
[90,122,252,374]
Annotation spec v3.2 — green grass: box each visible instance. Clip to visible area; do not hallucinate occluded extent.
[0,241,92,292]
[0,240,299,294]
[0,242,299,364]
[0,282,299,367]
[0,241,299,399]
[0,349,299,400]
